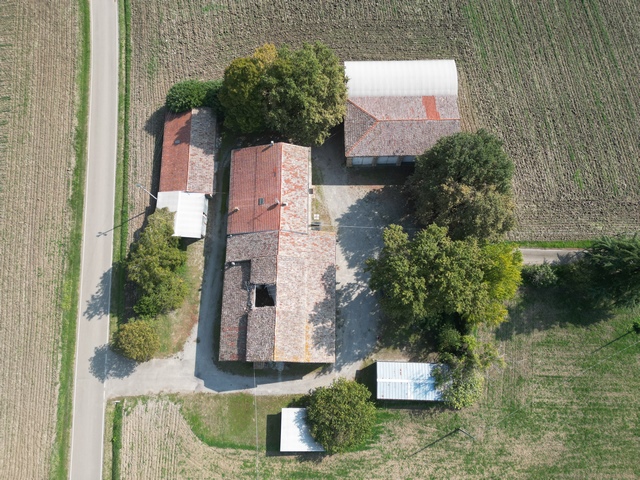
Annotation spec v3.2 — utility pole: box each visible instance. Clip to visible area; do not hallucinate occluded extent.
[135,183,157,200]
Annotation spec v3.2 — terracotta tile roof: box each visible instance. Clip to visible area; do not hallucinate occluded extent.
[159,108,215,194]
[345,95,460,158]
[227,143,310,235]
[219,144,336,363]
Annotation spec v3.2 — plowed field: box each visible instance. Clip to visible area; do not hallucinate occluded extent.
[127,0,640,241]
[0,1,80,478]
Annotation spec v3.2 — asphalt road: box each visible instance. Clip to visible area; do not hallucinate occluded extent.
[519,248,582,265]
[69,1,118,479]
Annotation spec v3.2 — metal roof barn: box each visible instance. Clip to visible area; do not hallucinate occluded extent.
[156,191,208,239]
[376,361,443,401]
[280,408,325,453]
[344,60,458,97]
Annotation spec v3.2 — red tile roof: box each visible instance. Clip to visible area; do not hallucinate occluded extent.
[345,95,460,158]
[227,143,310,235]
[159,108,215,194]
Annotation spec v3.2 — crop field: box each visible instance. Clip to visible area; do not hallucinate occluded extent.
[125,0,640,241]
[0,1,81,478]
[111,293,640,478]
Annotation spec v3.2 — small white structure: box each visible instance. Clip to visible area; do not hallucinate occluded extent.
[156,191,208,239]
[280,408,325,453]
[376,361,443,402]
[344,60,458,97]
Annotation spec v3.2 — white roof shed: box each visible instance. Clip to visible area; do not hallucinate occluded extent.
[280,408,325,453]
[344,60,458,97]
[156,191,208,239]
[376,361,443,401]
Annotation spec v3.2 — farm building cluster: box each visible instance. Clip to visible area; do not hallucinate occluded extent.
[157,59,459,365]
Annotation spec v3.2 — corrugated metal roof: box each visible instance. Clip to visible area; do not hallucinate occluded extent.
[156,191,207,238]
[280,408,325,452]
[376,361,443,401]
[345,60,458,97]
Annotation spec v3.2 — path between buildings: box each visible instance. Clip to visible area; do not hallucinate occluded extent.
[69,2,118,480]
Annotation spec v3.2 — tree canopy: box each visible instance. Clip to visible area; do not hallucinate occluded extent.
[165,79,223,114]
[581,234,640,307]
[127,208,188,318]
[115,320,160,362]
[306,379,377,454]
[218,42,347,146]
[366,224,522,331]
[407,130,516,241]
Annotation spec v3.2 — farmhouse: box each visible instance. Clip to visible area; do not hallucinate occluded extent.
[218,143,336,363]
[376,361,443,401]
[157,107,216,238]
[344,60,461,166]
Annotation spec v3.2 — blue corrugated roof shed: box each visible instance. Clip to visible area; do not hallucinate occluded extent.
[376,361,443,401]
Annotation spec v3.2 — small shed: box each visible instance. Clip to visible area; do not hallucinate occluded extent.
[156,191,208,239]
[376,361,443,402]
[280,408,325,453]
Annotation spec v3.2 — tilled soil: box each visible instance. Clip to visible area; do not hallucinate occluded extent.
[0,1,79,478]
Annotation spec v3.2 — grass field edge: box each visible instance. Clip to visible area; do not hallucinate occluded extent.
[50,0,91,477]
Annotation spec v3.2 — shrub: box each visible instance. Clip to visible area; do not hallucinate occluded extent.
[306,379,377,454]
[115,320,160,362]
[166,79,223,114]
[521,262,558,288]
[632,320,640,335]
[434,363,485,410]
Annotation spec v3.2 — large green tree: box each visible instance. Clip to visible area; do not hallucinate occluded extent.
[582,234,640,307]
[306,379,377,454]
[127,208,188,318]
[408,130,516,241]
[366,224,522,331]
[115,320,160,362]
[218,42,346,145]
[262,42,347,145]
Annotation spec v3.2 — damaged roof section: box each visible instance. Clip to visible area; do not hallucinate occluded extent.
[219,143,336,364]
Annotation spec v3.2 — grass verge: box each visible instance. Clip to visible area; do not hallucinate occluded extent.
[50,0,90,477]
[111,0,132,329]
[111,401,124,480]
[511,240,593,249]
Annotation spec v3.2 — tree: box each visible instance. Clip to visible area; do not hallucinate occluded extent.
[218,42,347,145]
[306,379,377,454]
[166,79,223,114]
[408,130,516,241]
[366,224,522,331]
[115,320,160,362]
[127,208,188,317]
[218,44,277,133]
[262,42,347,145]
[581,234,640,307]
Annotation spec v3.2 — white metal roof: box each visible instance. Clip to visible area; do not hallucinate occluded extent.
[280,408,325,452]
[376,361,443,401]
[156,191,208,239]
[344,60,458,97]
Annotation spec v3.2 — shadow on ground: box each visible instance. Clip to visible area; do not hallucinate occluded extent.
[89,344,137,381]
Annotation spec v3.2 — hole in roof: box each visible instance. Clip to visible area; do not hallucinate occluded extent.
[255,284,275,307]
[258,198,265,205]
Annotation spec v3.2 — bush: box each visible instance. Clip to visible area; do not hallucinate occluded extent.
[632,320,640,335]
[434,363,485,410]
[306,379,377,454]
[521,262,558,288]
[115,320,160,362]
[133,276,188,319]
[166,79,223,114]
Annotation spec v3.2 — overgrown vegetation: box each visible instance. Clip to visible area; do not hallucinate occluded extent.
[165,79,223,115]
[111,401,124,480]
[219,42,347,145]
[408,130,516,242]
[306,379,377,454]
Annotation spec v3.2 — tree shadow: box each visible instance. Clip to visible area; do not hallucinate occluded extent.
[89,344,137,381]
[143,106,166,200]
[496,286,613,341]
[84,267,113,320]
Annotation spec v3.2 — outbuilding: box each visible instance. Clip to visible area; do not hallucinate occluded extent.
[157,107,216,238]
[280,408,325,453]
[344,60,461,166]
[376,361,443,401]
